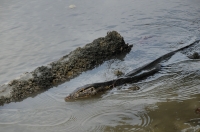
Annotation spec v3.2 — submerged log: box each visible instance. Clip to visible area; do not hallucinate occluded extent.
[65,40,200,101]
[0,31,132,105]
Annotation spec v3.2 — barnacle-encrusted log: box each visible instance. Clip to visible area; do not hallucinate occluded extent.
[0,31,132,105]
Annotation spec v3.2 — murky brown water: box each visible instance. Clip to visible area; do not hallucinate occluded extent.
[141,96,200,132]
[0,0,200,132]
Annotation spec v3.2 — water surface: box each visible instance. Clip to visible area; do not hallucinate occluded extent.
[0,0,200,131]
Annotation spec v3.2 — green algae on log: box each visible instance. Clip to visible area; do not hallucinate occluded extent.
[0,31,133,105]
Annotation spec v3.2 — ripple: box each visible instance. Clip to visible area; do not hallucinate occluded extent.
[0,109,21,124]
[80,109,152,131]
[134,59,200,102]
[138,112,152,128]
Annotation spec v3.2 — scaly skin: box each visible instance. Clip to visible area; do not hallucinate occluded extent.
[65,65,160,101]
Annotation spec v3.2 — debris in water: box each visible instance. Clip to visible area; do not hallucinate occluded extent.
[69,5,76,9]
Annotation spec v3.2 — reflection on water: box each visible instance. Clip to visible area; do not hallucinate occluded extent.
[0,0,200,131]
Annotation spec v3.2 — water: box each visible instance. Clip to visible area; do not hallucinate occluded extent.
[0,0,200,131]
